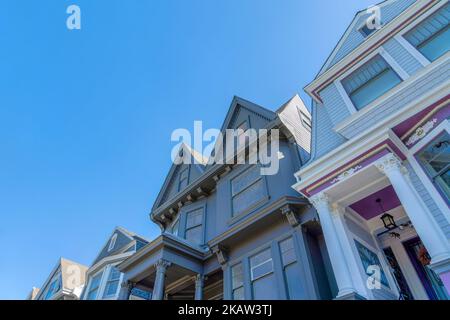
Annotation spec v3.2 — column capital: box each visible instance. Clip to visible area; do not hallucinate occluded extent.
[375,153,406,175]
[120,280,134,290]
[310,192,331,209]
[155,259,172,273]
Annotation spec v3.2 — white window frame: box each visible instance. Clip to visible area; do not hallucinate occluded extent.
[395,0,449,66]
[102,265,123,299]
[43,273,62,300]
[334,47,409,115]
[84,268,105,300]
[407,120,450,225]
[108,233,118,252]
[184,206,205,245]
[231,262,245,300]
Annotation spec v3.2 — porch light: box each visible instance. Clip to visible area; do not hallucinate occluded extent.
[376,198,397,231]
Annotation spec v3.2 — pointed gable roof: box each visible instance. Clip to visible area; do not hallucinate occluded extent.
[152,143,207,211]
[219,96,277,132]
[91,227,149,266]
[316,0,417,77]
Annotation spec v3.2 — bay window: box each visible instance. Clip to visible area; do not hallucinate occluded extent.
[231,263,245,300]
[250,249,277,300]
[185,208,203,245]
[279,237,304,300]
[102,267,121,298]
[416,131,450,202]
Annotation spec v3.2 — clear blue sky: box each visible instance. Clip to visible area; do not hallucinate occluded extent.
[0,0,377,299]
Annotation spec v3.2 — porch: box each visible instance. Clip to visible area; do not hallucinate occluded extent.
[117,234,222,300]
[308,152,450,300]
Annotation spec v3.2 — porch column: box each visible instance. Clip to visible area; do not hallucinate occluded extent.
[310,193,366,300]
[118,281,133,300]
[376,154,450,273]
[194,275,205,300]
[152,260,171,300]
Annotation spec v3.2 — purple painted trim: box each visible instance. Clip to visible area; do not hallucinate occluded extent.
[304,140,406,197]
[349,186,401,220]
[403,104,450,149]
[403,237,437,300]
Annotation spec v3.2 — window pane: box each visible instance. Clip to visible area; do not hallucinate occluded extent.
[231,263,244,289]
[404,3,450,62]
[280,238,296,266]
[103,280,119,297]
[252,273,278,300]
[250,249,273,280]
[342,55,401,110]
[185,225,202,245]
[417,132,450,200]
[86,288,99,300]
[231,166,261,196]
[186,209,203,228]
[109,267,121,281]
[232,179,265,216]
[349,68,401,110]
[87,272,103,300]
[284,263,305,300]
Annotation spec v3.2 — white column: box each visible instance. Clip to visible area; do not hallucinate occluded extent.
[376,154,450,267]
[311,193,366,299]
[118,281,133,300]
[194,275,205,300]
[152,260,171,300]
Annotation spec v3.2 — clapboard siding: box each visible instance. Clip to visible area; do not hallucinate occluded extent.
[406,162,450,239]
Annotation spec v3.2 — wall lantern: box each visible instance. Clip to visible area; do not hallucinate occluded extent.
[376,198,397,231]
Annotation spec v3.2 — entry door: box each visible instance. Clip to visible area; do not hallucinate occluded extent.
[403,238,449,300]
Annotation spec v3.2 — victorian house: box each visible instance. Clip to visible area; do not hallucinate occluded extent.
[116,95,337,300]
[81,227,150,300]
[293,0,450,300]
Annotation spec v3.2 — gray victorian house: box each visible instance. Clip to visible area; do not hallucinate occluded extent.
[117,95,337,300]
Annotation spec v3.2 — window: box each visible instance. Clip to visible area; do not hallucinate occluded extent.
[231,166,266,217]
[178,168,189,192]
[279,238,304,300]
[404,3,450,62]
[231,263,244,300]
[416,131,450,201]
[250,249,277,300]
[185,208,203,245]
[299,110,312,131]
[86,271,103,300]
[44,275,61,300]
[103,267,121,298]
[108,233,117,252]
[342,55,402,110]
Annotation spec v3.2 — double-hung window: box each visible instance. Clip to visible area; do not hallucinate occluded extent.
[231,166,266,217]
[44,275,61,300]
[103,267,121,298]
[404,3,450,62]
[250,249,277,300]
[86,271,103,300]
[416,131,450,202]
[342,55,402,110]
[231,263,244,300]
[279,237,304,300]
[185,208,203,245]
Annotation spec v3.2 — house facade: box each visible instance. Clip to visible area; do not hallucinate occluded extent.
[117,95,338,300]
[293,0,450,300]
[81,227,149,300]
[32,258,88,300]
